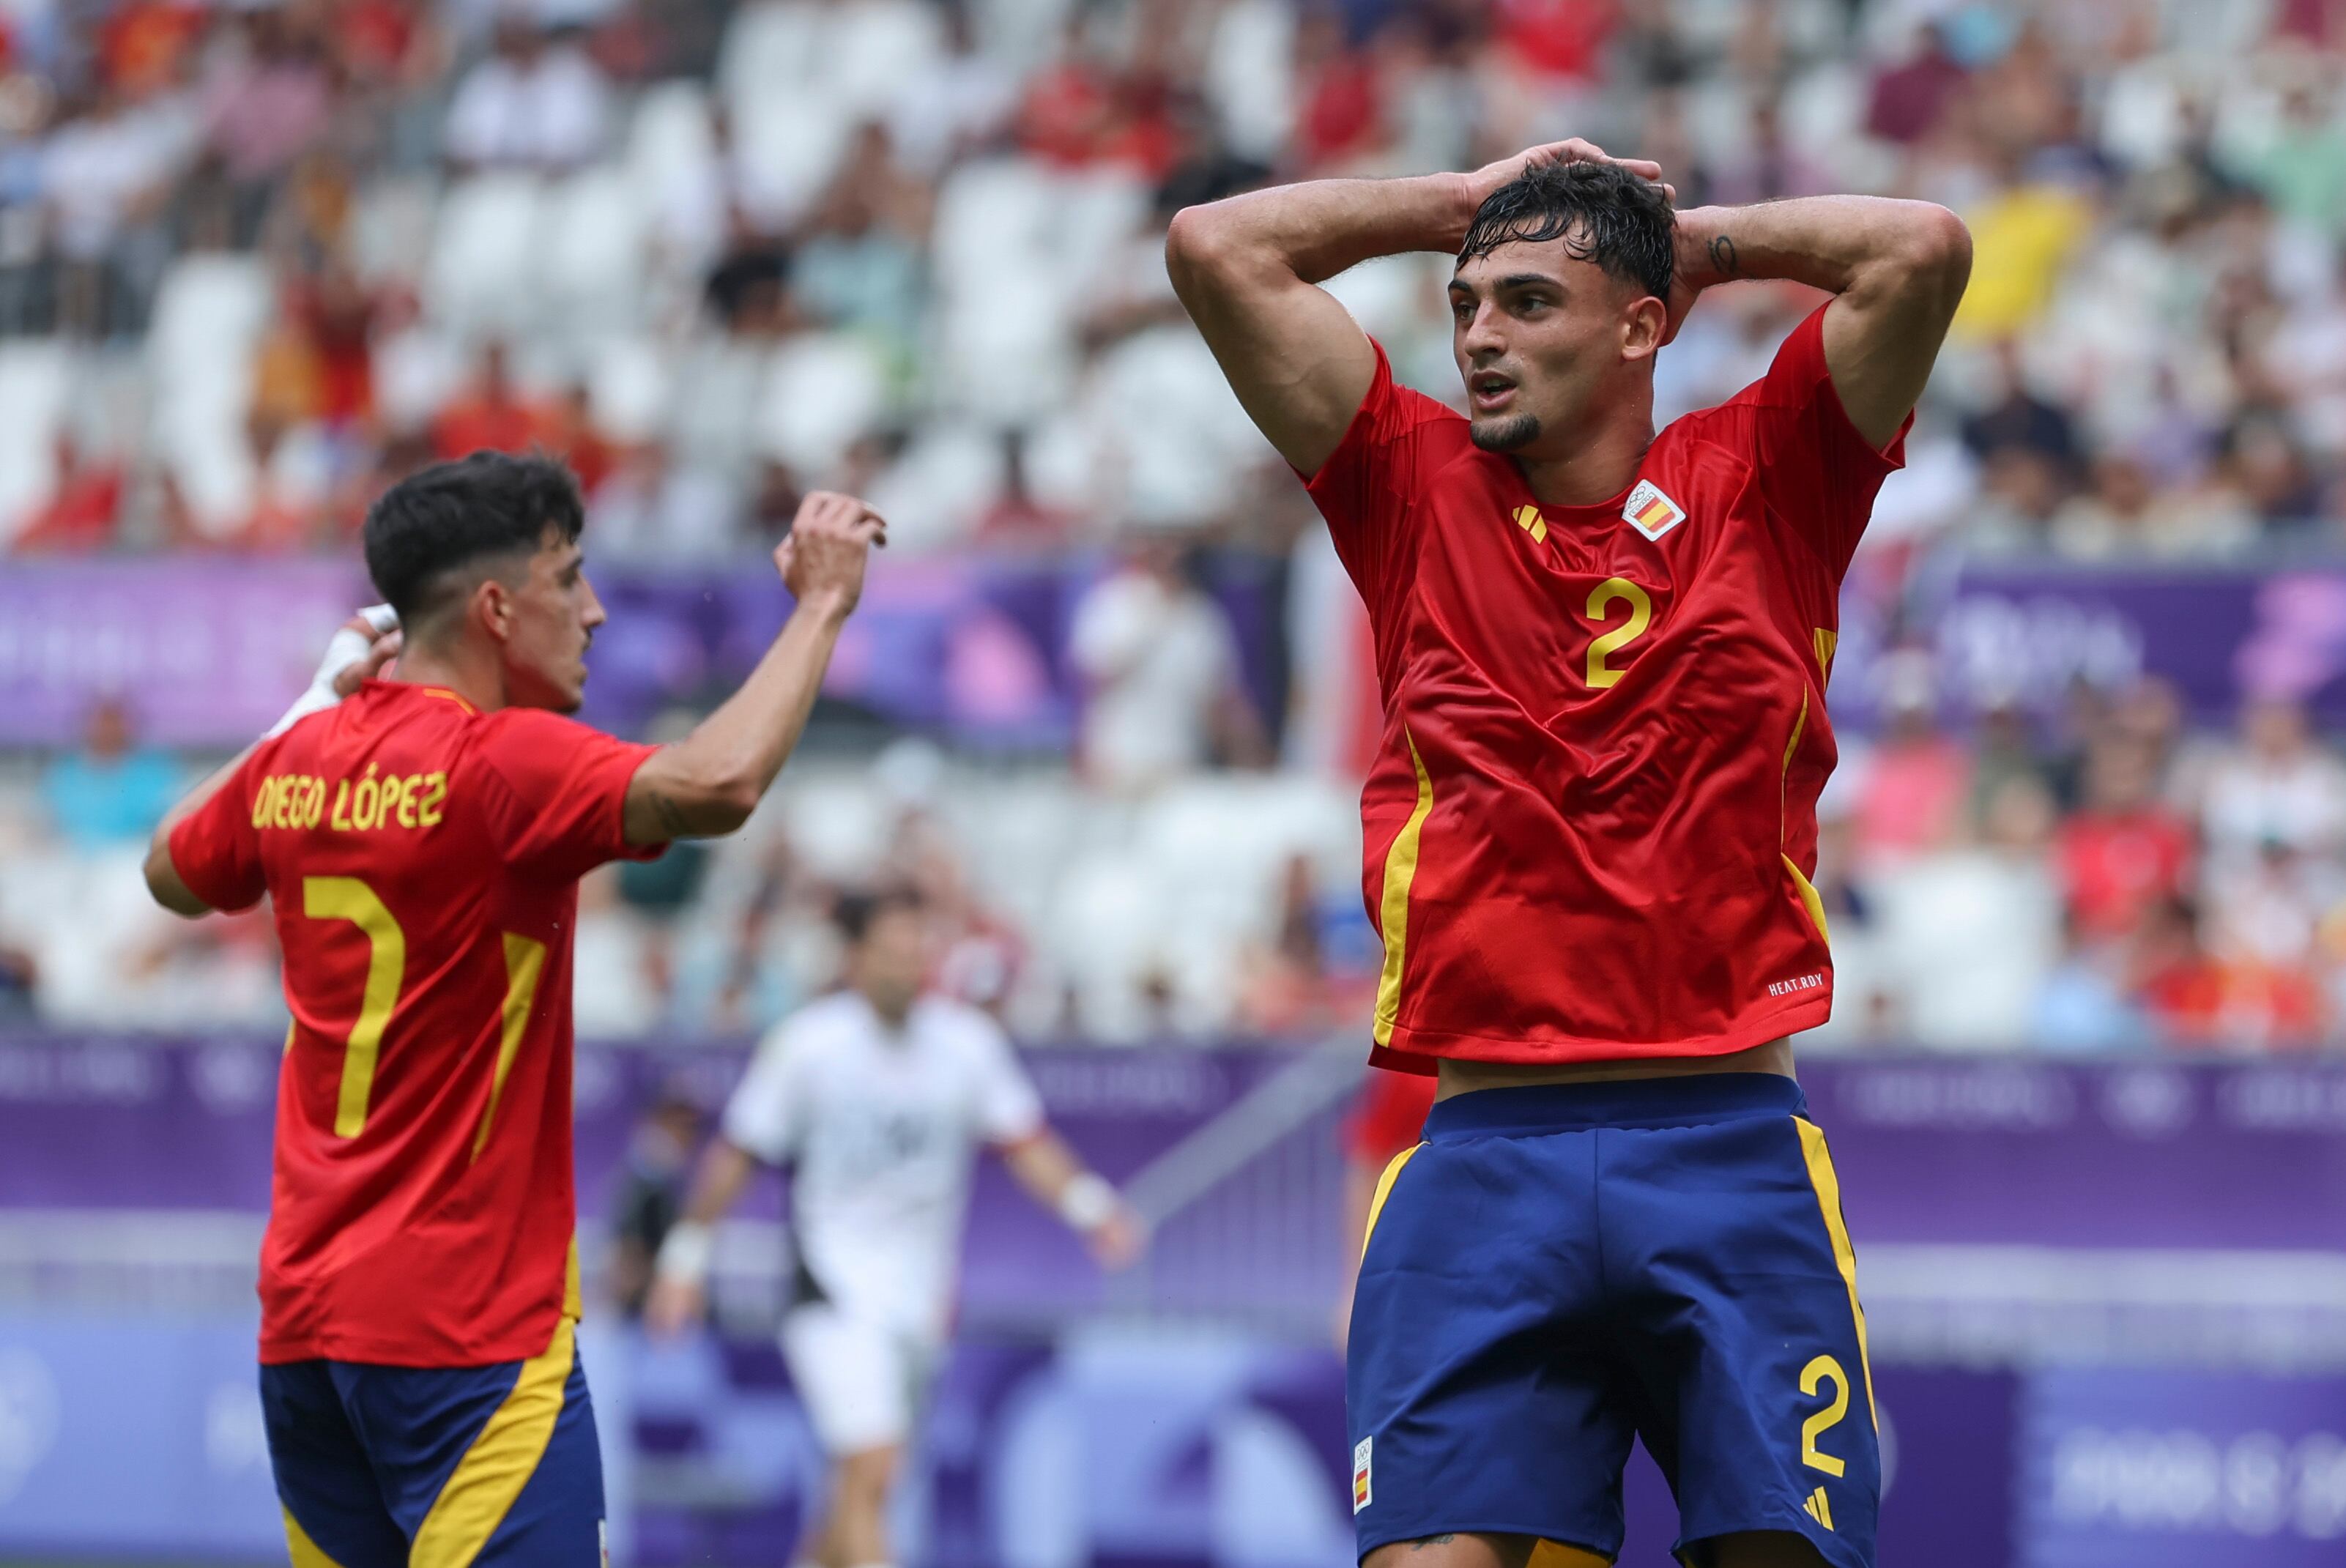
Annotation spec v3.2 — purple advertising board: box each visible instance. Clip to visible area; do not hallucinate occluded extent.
[2,1038,2337,1256]
[0,556,1282,751]
[1934,562,2346,728]
[0,1035,2339,1568]
[18,556,2346,757]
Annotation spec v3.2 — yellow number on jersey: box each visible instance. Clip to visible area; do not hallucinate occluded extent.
[300,877,407,1138]
[1799,1354,1852,1479]
[1584,577,1653,690]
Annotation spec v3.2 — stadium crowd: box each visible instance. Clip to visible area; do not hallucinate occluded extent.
[6,0,2346,1050]
[0,0,2337,559]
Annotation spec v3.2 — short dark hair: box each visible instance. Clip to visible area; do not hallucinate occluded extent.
[834,885,925,946]
[362,450,584,625]
[1458,160,1675,302]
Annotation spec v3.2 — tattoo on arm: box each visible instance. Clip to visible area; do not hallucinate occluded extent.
[646,791,691,838]
[1707,234,1739,279]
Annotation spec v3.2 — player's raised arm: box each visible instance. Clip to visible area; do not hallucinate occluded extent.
[621,491,886,844]
[1665,197,1972,449]
[1165,140,1666,475]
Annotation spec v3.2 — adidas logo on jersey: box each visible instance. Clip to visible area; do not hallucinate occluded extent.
[1622,480,1687,541]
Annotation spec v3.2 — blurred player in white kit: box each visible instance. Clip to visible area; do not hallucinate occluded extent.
[646,886,1145,1568]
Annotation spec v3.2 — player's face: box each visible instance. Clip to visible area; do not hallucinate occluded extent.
[851,907,929,1019]
[1449,237,1662,457]
[501,532,606,713]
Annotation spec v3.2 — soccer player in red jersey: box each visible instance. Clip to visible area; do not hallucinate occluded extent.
[141,453,886,1565]
[1169,146,1970,1568]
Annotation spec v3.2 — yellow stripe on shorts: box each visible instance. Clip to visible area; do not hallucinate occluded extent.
[282,1506,345,1568]
[1795,1118,1875,1426]
[409,1315,576,1568]
[1360,1142,1422,1260]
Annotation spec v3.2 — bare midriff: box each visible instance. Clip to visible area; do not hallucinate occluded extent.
[1433,1036,1796,1101]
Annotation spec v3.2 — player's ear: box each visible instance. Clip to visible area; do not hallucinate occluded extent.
[1621,295,1666,363]
[472,574,514,644]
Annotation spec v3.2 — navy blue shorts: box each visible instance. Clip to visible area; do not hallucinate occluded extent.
[1347,1074,1878,1568]
[261,1318,604,1568]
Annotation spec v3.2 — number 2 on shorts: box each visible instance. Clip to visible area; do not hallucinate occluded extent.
[1798,1353,1851,1478]
[301,876,407,1137]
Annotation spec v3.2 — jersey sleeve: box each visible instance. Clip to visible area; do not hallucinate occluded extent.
[1299,339,1471,605]
[469,708,662,883]
[166,753,267,913]
[721,1019,802,1164]
[1745,302,1910,578]
[966,1014,1044,1146]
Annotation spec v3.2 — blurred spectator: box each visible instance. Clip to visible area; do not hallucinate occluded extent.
[1850,655,1970,865]
[1962,339,2078,469]
[2051,448,2252,559]
[2133,893,2326,1050]
[1876,774,2063,1050]
[972,432,1074,549]
[1866,21,1965,145]
[1070,539,1263,792]
[2055,734,2195,946]
[202,6,335,238]
[2244,82,2346,242]
[1236,852,1349,1037]
[2030,913,2147,1053]
[12,434,126,552]
[2199,699,2346,868]
[789,124,928,352]
[40,699,180,850]
[431,341,563,461]
[606,1088,706,1318]
[443,15,611,171]
[1950,162,2091,344]
[43,83,189,337]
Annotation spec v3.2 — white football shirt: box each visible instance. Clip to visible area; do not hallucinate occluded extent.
[721,989,1044,1336]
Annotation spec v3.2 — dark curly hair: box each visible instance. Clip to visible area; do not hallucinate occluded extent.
[1458,160,1675,302]
[362,450,585,626]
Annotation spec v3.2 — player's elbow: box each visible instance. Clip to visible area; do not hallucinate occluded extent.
[142,838,207,918]
[1896,203,1972,303]
[1164,203,1252,300]
[694,771,765,836]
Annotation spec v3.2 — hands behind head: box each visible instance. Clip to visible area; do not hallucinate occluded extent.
[1464,138,1675,211]
[775,490,889,617]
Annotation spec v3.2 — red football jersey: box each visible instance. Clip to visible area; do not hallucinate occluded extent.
[168,680,659,1365]
[1307,305,1907,1071]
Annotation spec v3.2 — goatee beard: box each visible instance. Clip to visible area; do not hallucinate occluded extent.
[1470,413,1541,452]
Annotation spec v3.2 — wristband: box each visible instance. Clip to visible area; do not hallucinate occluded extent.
[267,605,399,737]
[1057,1173,1118,1233]
[656,1220,714,1284]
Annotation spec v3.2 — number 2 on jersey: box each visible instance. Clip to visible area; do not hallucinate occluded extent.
[1584,577,1653,689]
[301,876,407,1137]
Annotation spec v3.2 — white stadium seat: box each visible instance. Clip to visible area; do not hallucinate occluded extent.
[757,330,891,475]
[0,341,72,542]
[424,174,548,341]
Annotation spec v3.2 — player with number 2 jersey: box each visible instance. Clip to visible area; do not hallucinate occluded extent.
[1171,146,1970,1568]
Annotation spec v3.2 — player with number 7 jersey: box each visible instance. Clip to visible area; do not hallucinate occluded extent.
[146,453,887,1568]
